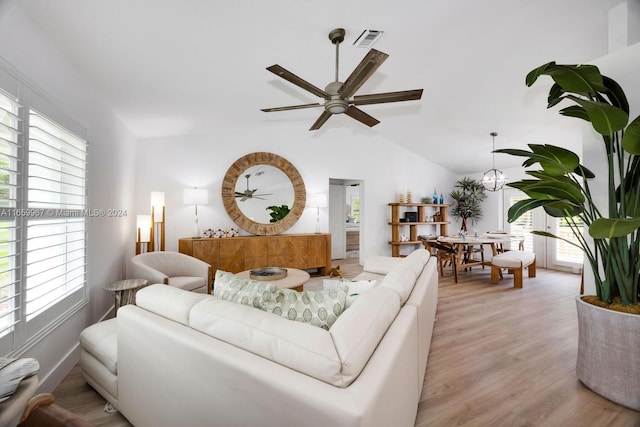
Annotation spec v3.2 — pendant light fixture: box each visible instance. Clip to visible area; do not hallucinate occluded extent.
[482,132,506,192]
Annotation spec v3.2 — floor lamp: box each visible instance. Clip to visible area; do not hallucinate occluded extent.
[184,188,208,238]
[307,192,328,234]
[150,191,165,251]
[136,214,152,255]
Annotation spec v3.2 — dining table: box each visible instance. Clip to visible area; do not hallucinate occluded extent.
[436,234,523,276]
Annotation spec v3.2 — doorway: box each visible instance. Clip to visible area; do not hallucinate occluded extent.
[329,179,363,260]
[504,188,583,273]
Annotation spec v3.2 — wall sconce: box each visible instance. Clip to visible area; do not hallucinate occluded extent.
[136,214,152,255]
[150,191,165,251]
[183,187,208,238]
[307,192,328,234]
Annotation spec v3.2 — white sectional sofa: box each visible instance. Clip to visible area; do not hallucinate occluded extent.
[80,249,438,427]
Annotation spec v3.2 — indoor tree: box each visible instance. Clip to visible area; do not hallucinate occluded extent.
[449,177,486,232]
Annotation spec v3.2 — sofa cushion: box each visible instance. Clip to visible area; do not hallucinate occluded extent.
[135,284,209,325]
[329,286,401,385]
[213,270,278,308]
[262,286,348,330]
[189,298,345,386]
[79,318,118,375]
[323,278,377,308]
[362,255,403,275]
[380,249,430,305]
[169,276,207,292]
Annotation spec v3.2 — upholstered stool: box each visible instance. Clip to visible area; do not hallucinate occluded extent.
[78,318,118,410]
[490,251,536,288]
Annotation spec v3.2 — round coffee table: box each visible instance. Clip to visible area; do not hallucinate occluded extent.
[236,268,310,292]
[103,278,149,315]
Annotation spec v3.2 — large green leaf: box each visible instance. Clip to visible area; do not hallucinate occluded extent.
[559,105,589,121]
[496,144,579,176]
[531,144,580,175]
[523,180,585,204]
[547,83,565,108]
[566,95,629,135]
[602,75,629,113]
[574,164,595,179]
[622,115,640,154]
[507,199,548,222]
[526,62,607,93]
[589,218,640,238]
[543,202,584,218]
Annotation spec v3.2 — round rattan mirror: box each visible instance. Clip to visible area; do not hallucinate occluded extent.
[221,152,306,235]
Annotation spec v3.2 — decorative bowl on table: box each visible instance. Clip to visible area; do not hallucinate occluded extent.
[249,267,288,281]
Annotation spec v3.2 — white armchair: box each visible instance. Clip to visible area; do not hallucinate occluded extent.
[130,251,212,294]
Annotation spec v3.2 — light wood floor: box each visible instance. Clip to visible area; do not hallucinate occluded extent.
[52,259,640,426]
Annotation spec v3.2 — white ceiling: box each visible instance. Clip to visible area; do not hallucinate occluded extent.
[16,0,613,174]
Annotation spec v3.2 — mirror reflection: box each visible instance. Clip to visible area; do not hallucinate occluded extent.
[234,165,295,224]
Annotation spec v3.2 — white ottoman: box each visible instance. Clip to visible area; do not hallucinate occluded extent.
[490,251,536,288]
[79,318,118,410]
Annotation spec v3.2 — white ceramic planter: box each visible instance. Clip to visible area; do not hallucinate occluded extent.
[575,296,640,410]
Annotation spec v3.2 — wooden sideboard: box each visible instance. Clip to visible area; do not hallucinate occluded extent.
[179,233,332,278]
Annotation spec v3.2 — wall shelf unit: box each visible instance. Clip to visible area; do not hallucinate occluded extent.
[388,203,450,257]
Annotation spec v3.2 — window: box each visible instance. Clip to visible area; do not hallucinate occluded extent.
[0,69,87,356]
[553,216,584,265]
[508,195,534,252]
[0,88,20,344]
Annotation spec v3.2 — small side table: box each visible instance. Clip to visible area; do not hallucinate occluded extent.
[236,268,310,292]
[103,279,149,315]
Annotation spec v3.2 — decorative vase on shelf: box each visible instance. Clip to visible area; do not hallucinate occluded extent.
[432,189,438,204]
[406,189,412,203]
[399,191,406,203]
[439,193,444,204]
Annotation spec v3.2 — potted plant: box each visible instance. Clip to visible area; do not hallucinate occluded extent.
[496,62,640,410]
[449,177,486,232]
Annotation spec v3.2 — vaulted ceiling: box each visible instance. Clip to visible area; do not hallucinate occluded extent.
[16,0,613,174]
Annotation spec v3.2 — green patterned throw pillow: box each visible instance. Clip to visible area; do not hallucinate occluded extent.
[213,270,278,309]
[261,286,348,330]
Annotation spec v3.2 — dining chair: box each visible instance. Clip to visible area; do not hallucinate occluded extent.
[424,240,459,283]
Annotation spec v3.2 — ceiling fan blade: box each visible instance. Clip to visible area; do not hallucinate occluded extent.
[344,106,380,127]
[261,103,323,112]
[266,65,330,98]
[309,111,332,131]
[352,89,423,106]
[339,49,389,98]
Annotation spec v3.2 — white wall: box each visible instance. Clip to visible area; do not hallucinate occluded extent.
[134,125,457,262]
[0,1,137,391]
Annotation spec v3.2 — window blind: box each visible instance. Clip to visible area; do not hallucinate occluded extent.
[0,88,21,339]
[508,196,534,252]
[25,110,86,321]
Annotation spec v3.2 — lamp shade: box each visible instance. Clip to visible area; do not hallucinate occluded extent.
[136,214,151,242]
[307,192,328,208]
[150,191,165,222]
[183,188,208,205]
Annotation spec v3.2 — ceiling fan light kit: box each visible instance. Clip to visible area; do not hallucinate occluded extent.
[261,28,423,130]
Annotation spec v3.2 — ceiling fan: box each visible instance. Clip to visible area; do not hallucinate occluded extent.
[261,28,423,131]
[235,174,272,202]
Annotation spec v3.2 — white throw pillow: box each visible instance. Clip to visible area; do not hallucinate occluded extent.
[213,270,278,308]
[262,286,348,330]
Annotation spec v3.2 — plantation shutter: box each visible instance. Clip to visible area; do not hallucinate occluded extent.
[0,88,22,341]
[508,195,534,252]
[25,110,87,322]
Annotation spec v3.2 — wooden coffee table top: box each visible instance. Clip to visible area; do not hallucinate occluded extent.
[236,268,310,291]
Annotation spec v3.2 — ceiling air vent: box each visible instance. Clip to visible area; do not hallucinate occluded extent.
[353,30,383,48]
